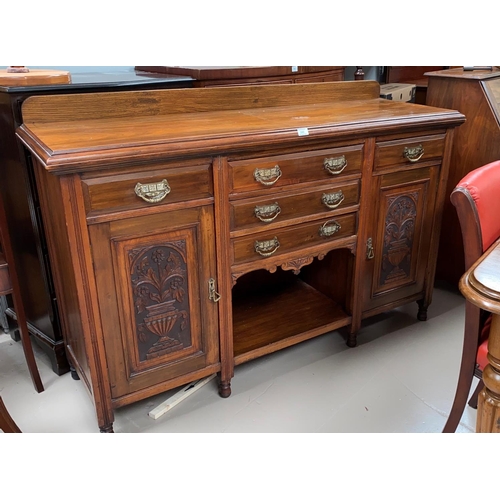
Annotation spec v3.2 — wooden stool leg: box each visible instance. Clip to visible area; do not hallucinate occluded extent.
[477,314,500,432]
[0,396,21,433]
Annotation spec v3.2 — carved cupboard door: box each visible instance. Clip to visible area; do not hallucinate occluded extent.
[88,205,219,400]
[362,166,440,313]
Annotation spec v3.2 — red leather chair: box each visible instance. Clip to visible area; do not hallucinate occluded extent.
[443,159,500,432]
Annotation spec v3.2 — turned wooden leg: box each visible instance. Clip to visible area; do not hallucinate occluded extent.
[477,314,500,432]
[417,299,428,321]
[99,423,114,433]
[347,332,357,348]
[218,380,231,398]
[0,296,9,333]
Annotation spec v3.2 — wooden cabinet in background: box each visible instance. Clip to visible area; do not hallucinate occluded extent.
[134,66,345,87]
[0,70,193,375]
[425,67,500,286]
[16,82,464,432]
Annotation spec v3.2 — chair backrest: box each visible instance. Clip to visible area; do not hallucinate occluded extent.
[451,160,500,270]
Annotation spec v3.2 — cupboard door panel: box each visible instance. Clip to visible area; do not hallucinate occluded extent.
[363,166,440,312]
[89,206,219,399]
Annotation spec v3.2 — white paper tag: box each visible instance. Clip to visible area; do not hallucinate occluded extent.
[297,127,309,136]
[291,66,298,72]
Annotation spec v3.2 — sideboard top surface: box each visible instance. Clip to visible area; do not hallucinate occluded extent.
[17,81,465,173]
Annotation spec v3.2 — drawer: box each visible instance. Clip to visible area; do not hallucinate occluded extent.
[232,213,357,265]
[228,145,363,194]
[82,163,213,214]
[230,180,360,231]
[374,134,445,171]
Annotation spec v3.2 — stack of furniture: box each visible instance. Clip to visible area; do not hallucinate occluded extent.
[16,81,464,432]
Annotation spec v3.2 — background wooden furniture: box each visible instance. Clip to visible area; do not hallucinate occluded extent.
[134,66,345,86]
[17,81,464,432]
[443,160,500,432]
[0,69,193,375]
[425,67,500,287]
[383,67,449,104]
[0,183,44,393]
[459,238,500,432]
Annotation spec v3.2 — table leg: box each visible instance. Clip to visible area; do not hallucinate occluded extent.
[0,295,9,333]
[477,313,500,432]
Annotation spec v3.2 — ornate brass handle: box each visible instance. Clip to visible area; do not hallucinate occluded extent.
[319,220,341,237]
[134,179,171,203]
[254,165,282,186]
[254,202,281,223]
[254,237,280,257]
[322,190,345,209]
[403,145,424,163]
[366,238,375,259]
[324,155,347,175]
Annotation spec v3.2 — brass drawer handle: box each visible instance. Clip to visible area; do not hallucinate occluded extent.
[403,144,424,162]
[324,155,347,175]
[322,190,345,209]
[319,220,341,237]
[254,202,281,223]
[254,165,282,186]
[254,237,280,257]
[134,179,171,203]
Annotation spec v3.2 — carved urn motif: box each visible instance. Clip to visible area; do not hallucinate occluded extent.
[129,243,190,361]
[381,194,418,285]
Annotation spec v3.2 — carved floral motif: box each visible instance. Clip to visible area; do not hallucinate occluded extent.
[129,243,190,361]
[380,193,418,285]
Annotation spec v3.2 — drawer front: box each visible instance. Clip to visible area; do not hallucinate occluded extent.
[82,164,213,214]
[230,180,360,231]
[232,213,357,265]
[228,145,363,194]
[374,134,445,171]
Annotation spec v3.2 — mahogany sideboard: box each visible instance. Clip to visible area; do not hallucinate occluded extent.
[425,67,500,287]
[0,70,192,374]
[134,66,345,87]
[16,81,464,432]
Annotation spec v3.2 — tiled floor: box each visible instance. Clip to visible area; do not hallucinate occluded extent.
[0,281,478,433]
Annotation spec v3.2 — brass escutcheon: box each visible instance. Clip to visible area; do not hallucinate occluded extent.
[254,202,281,223]
[366,238,375,259]
[254,237,280,257]
[134,179,171,203]
[319,220,341,237]
[208,278,221,302]
[322,190,345,209]
[254,165,282,186]
[403,144,424,163]
[324,155,347,175]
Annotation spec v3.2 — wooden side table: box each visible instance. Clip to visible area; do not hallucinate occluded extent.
[460,239,500,432]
